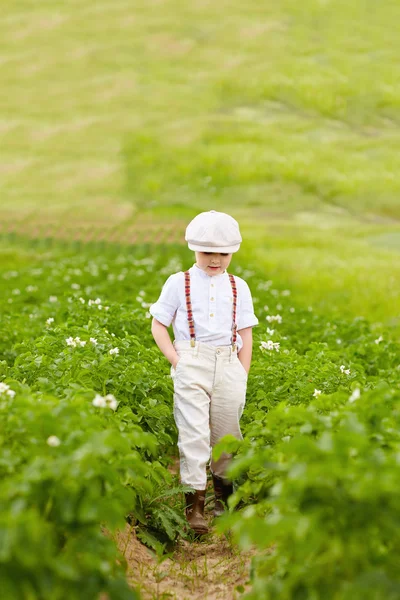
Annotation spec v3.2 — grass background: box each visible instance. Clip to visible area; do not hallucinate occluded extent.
[1,0,399,330]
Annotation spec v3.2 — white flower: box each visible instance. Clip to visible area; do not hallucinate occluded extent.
[92,394,107,408]
[340,365,351,375]
[104,306,110,311]
[138,290,145,297]
[88,299,93,306]
[0,382,16,398]
[260,340,280,352]
[66,336,86,347]
[374,336,383,345]
[71,283,80,290]
[290,307,295,313]
[282,290,291,296]
[263,305,269,312]
[47,435,61,447]
[79,297,85,304]
[94,298,102,305]
[90,338,98,345]
[97,305,103,310]
[267,328,275,335]
[111,333,115,337]
[26,285,38,292]
[12,289,20,295]
[349,388,361,403]
[313,389,322,397]
[92,393,118,410]
[105,394,118,410]
[46,317,54,326]
[266,315,283,324]
[336,339,342,345]
[109,347,119,355]
[49,296,58,303]
[145,312,151,319]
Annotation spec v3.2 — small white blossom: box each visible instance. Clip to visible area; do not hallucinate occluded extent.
[282,290,291,296]
[92,394,107,408]
[0,382,16,398]
[104,306,109,311]
[26,285,38,293]
[105,394,118,410]
[349,388,361,403]
[336,339,342,345]
[46,317,54,326]
[47,435,61,447]
[66,336,86,347]
[145,311,151,319]
[374,336,384,345]
[90,337,98,345]
[92,393,118,410]
[290,307,295,313]
[111,333,115,337]
[109,347,119,355]
[138,290,145,296]
[266,315,283,324]
[71,283,80,290]
[267,327,275,335]
[97,305,103,310]
[12,289,21,295]
[340,365,351,375]
[260,340,280,352]
[94,298,102,305]
[263,305,269,312]
[79,297,85,304]
[313,389,322,397]
[49,296,58,303]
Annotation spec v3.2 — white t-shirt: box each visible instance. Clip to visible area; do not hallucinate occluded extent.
[150,264,258,351]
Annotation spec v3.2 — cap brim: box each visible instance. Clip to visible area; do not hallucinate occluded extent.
[188,242,240,253]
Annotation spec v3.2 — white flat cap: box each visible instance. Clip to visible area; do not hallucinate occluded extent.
[185,210,242,253]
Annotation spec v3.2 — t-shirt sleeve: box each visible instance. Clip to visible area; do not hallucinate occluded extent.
[237,279,259,330]
[149,274,180,327]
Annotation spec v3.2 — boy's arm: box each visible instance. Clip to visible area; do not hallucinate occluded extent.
[238,327,253,374]
[151,318,180,368]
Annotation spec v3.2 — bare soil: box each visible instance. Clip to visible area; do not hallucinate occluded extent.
[115,521,253,600]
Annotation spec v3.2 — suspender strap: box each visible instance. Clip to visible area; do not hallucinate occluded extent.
[228,274,238,351]
[184,270,238,350]
[184,271,196,347]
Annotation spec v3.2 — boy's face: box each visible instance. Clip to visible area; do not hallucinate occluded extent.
[195,251,232,276]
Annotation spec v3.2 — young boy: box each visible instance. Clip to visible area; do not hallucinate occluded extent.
[150,210,258,534]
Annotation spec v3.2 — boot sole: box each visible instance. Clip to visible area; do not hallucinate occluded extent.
[189,524,209,535]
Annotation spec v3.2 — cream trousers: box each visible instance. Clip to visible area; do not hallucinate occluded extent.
[171,341,248,491]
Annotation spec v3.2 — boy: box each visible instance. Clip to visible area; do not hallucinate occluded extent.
[150,210,258,534]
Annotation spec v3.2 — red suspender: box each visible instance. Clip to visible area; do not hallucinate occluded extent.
[184,271,196,347]
[228,274,238,351]
[184,271,238,350]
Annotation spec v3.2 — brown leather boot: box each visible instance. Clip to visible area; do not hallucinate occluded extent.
[185,490,209,535]
[212,475,233,517]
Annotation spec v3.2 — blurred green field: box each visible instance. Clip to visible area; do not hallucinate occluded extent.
[1,0,399,329]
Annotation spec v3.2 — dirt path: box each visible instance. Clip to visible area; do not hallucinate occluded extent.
[116,521,252,600]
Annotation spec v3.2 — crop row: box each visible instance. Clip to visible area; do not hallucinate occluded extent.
[1,241,399,599]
